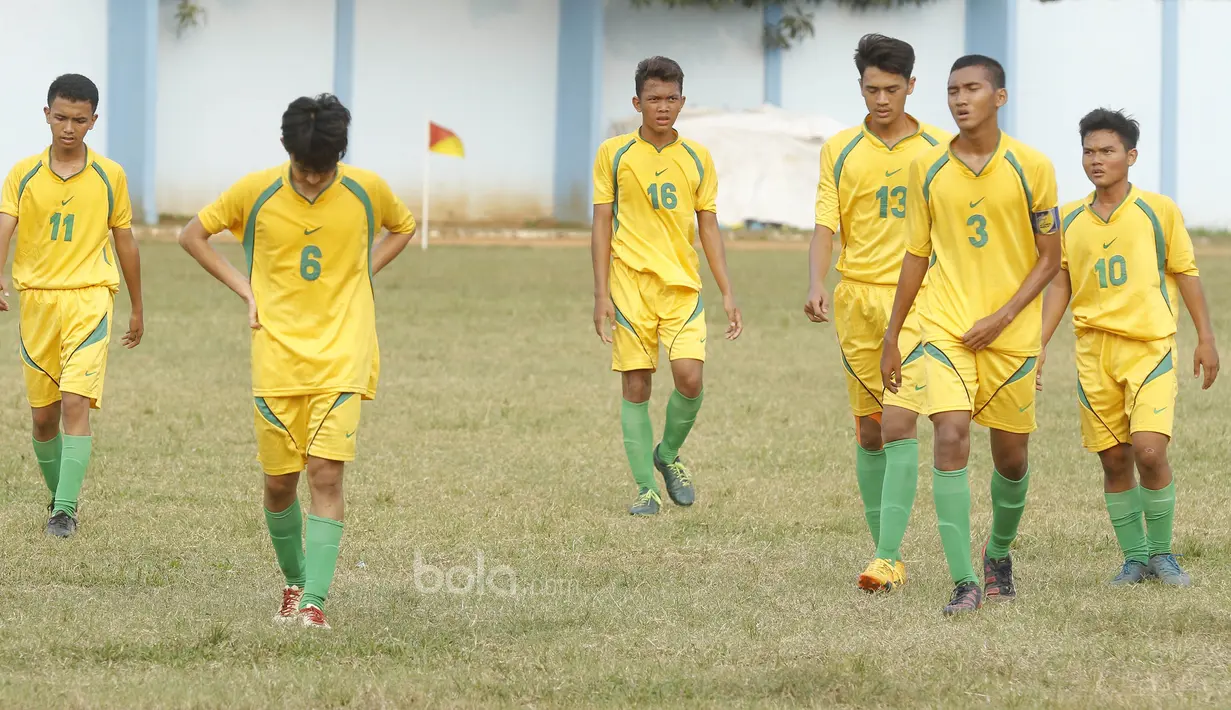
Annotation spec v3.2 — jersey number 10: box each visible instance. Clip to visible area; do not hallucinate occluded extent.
[49,212,75,242]
[1094,255,1128,288]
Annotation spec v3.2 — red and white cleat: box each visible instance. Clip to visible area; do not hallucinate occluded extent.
[273,585,303,625]
[299,604,331,630]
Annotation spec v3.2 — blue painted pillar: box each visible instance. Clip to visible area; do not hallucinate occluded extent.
[552,0,604,223]
[107,0,158,225]
[334,0,356,109]
[1160,0,1179,199]
[963,0,1016,135]
[763,3,784,106]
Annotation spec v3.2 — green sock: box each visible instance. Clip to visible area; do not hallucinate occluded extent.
[621,399,657,493]
[659,389,704,463]
[53,435,92,517]
[300,514,344,611]
[874,439,919,562]
[1141,481,1176,556]
[933,467,976,585]
[265,498,306,587]
[1104,487,1149,564]
[987,468,1031,559]
[855,444,886,548]
[33,433,63,495]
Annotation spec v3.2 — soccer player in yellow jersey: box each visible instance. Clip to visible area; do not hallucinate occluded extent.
[1040,109,1219,587]
[0,74,145,539]
[592,57,742,516]
[805,34,950,593]
[882,55,1062,615]
[178,94,417,630]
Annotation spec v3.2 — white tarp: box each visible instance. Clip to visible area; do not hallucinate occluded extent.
[610,105,848,231]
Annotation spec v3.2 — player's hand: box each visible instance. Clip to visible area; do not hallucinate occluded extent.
[723,293,742,340]
[593,296,614,344]
[0,276,9,312]
[1194,340,1219,390]
[246,296,262,331]
[121,311,144,348]
[881,339,903,394]
[962,310,1011,351]
[1035,349,1046,391]
[804,285,830,323]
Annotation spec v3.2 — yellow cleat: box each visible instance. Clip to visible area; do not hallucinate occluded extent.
[858,557,907,593]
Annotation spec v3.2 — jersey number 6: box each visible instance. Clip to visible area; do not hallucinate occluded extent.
[300,245,322,281]
[967,213,988,248]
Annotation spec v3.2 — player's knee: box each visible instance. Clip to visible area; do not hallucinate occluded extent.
[1133,445,1170,480]
[60,394,91,435]
[674,372,702,399]
[31,405,60,440]
[263,473,300,506]
[306,458,344,494]
[621,371,652,403]
[880,409,917,444]
[856,417,883,451]
[933,421,969,460]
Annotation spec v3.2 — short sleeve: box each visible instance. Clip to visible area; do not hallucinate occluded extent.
[593,142,614,206]
[1164,199,1199,276]
[108,166,134,229]
[1,162,25,217]
[1029,154,1060,236]
[695,148,717,213]
[198,181,249,239]
[904,156,932,258]
[814,140,839,231]
[375,175,417,234]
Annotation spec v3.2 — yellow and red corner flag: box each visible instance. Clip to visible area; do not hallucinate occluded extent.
[429,122,465,157]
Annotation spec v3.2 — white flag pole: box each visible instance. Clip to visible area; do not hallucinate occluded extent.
[422,121,431,251]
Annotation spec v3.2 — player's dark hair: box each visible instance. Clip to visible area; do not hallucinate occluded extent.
[281,93,351,173]
[950,54,1006,90]
[854,34,915,80]
[47,74,99,112]
[1079,108,1140,150]
[635,56,684,96]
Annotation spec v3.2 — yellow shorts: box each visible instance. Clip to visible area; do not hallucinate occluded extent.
[610,259,705,372]
[253,392,363,475]
[1076,330,1176,453]
[17,287,114,409]
[833,280,926,417]
[923,339,1038,433]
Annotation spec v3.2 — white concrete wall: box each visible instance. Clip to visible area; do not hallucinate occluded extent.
[781,0,964,134]
[602,0,764,136]
[1015,0,1162,208]
[350,0,560,222]
[0,0,109,170]
[1177,0,1230,229]
[154,0,336,215]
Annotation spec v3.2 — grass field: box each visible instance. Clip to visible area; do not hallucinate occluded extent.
[2,240,1231,709]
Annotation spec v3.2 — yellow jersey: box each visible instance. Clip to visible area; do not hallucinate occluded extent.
[593,129,718,291]
[1060,186,1197,341]
[0,147,132,291]
[905,133,1059,355]
[198,162,417,400]
[816,116,951,284]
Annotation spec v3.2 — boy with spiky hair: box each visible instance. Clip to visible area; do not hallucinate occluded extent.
[1041,108,1219,587]
[591,56,742,516]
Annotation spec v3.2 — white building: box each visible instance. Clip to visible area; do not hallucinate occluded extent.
[0,0,1221,228]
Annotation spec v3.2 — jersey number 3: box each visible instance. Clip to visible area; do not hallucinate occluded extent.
[49,212,75,242]
[647,183,677,210]
[967,214,988,248]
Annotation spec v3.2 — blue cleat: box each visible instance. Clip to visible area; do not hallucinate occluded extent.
[628,488,662,516]
[1111,560,1152,586]
[1148,554,1191,587]
[653,444,695,506]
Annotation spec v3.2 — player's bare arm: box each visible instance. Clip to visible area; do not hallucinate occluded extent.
[111,226,144,348]
[0,212,15,311]
[1175,273,1220,389]
[177,215,261,330]
[962,229,1062,350]
[697,209,742,339]
[371,226,417,276]
[1037,268,1073,390]
[804,224,834,323]
[591,203,615,344]
[880,252,928,392]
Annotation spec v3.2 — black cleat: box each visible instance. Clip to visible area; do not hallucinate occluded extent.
[46,511,78,538]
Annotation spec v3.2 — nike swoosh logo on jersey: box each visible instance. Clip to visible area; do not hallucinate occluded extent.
[1153,407,1167,414]
[655,169,668,176]
[304,227,321,235]
[1019,402,1033,412]
[969,197,985,208]
[914,385,926,391]
[61,197,74,206]
[885,169,902,177]
[346,431,356,438]
[85,370,97,376]
[1103,239,1117,249]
